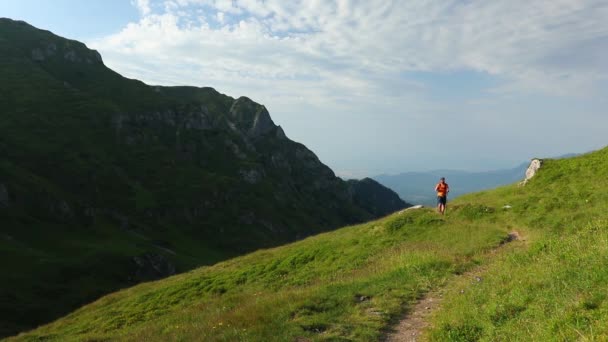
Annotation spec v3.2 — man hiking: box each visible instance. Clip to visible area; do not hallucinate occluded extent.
[435,177,449,215]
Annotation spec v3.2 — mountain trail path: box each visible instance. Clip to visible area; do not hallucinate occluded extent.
[384,231,522,342]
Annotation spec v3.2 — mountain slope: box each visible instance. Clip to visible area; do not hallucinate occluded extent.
[10,146,608,341]
[0,18,408,337]
[346,178,408,217]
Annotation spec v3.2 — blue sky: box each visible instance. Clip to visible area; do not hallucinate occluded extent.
[0,0,137,39]
[2,0,607,178]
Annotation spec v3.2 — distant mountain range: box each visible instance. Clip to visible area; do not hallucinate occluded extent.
[375,154,580,206]
[0,18,408,337]
[374,163,530,205]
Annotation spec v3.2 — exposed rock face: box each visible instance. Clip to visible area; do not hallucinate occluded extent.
[131,253,176,281]
[63,50,78,62]
[1,16,413,254]
[275,126,287,140]
[250,108,275,137]
[520,159,543,186]
[28,37,102,65]
[0,184,9,208]
[240,169,263,184]
[228,97,276,137]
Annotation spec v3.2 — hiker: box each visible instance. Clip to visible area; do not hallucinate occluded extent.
[435,177,449,215]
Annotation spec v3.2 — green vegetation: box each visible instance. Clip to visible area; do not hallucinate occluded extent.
[3,18,608,341]
[0,18,407,337]
[428,149,608,340]
[10,206,508,341]
[10,147,608,341]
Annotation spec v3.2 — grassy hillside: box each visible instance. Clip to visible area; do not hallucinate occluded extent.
[0,18,407,337]
[8,208,508,341]
[427,148,608,340]
[9,146,608,341]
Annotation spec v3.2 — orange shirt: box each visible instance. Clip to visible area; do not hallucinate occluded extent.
[436,182,448,197]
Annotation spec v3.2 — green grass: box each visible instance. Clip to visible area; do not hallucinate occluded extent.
[428,148,608,341]
[3,18,608,342]
[8,206,509,341]
[10,147,608,341]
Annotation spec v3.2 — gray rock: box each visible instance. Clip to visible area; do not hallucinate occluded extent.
[357,295,370,302]
[183,109,210,130]
[519,159,542,186]
[64,50,79,62]
[240,169,263,184]
[112,114,125,133]
[225,139,247,159]
[228,97,277,137]
[271,153,291,172]
[131,253,176,280]
[275,126,287,140]
[31,48,45,61]
[260,219,283,233]
[525,159,542,180]
[45,43,57,56]
[250,106,275,137]
[0,184,9,207]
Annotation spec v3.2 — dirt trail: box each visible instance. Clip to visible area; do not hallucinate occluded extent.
[384,231,522,342]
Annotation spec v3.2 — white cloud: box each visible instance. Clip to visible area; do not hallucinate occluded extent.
[132,0,152,16]
[216,11,225,23]
[112,1,608,97]
[98,0,608,173]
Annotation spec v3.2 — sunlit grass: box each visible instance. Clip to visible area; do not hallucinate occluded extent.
[11,147,608,341]
[10,205,509,341]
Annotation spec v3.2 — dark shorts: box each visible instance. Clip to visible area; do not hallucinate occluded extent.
[437,196,447,205]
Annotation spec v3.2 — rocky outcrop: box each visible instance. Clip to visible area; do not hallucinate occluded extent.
[131,253,176,281]
[30,40,102,65]
[276,126,287,140]
[520,159,542,186]
[228,97,276,137]
[239,169,264,184]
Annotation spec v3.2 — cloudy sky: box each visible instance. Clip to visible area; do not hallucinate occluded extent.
[3,0,607,177]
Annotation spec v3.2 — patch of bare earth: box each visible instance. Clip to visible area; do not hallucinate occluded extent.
[384,231,522,342]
